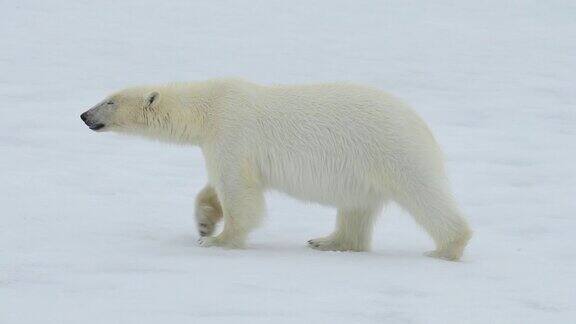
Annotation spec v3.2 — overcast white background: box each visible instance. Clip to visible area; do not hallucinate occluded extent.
[1,1,575,323]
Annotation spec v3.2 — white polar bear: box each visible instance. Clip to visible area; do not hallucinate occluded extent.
[81,78,472,260]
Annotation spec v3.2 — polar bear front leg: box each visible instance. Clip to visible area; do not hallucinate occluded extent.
[198,181,265,249]
[195,184,223,237]
[308,206,380,252]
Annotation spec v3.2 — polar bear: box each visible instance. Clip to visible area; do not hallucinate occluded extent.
[81,78,472,260]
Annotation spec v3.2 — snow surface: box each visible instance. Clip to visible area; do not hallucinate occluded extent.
[2,1,575,323]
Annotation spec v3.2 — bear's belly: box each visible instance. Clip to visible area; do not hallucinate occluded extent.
[258,156,385,208]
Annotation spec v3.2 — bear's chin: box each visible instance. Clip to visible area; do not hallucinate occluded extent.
[89,123,106,131]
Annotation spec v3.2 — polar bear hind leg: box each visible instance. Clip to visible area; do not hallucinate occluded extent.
[394,182,472,261]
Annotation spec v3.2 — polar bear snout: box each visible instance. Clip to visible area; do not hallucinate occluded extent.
[81,100,117,132]
[81,111,106,131]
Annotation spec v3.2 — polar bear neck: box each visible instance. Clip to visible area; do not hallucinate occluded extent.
[149,78,257,146]
[143,82,217,146]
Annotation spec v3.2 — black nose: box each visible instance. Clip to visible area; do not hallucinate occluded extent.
[81,112,88,122]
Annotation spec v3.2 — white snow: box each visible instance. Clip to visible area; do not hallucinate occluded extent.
[1,1,575,323]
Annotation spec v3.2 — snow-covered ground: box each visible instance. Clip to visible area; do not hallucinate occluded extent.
[2,1,575,323]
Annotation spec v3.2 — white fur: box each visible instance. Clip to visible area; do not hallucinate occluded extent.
[83,78,472,260]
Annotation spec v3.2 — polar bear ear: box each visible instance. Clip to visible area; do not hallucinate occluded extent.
[145,92,159,109]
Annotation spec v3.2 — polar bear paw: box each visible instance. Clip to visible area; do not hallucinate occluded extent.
[424,237,468,261]
[195,186,223,237]
[196,210,217,237]
[424,250,461,261]
[307,237,366,252]
[197,236,218,247]
[197,235,245,249]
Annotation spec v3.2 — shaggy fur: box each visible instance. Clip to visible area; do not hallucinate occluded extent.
[81,78,472,260]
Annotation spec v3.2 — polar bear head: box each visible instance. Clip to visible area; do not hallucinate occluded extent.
[81,86,206,143]
[81,87,161,133]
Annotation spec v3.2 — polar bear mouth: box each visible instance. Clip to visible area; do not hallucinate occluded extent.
[89,123,105,131]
